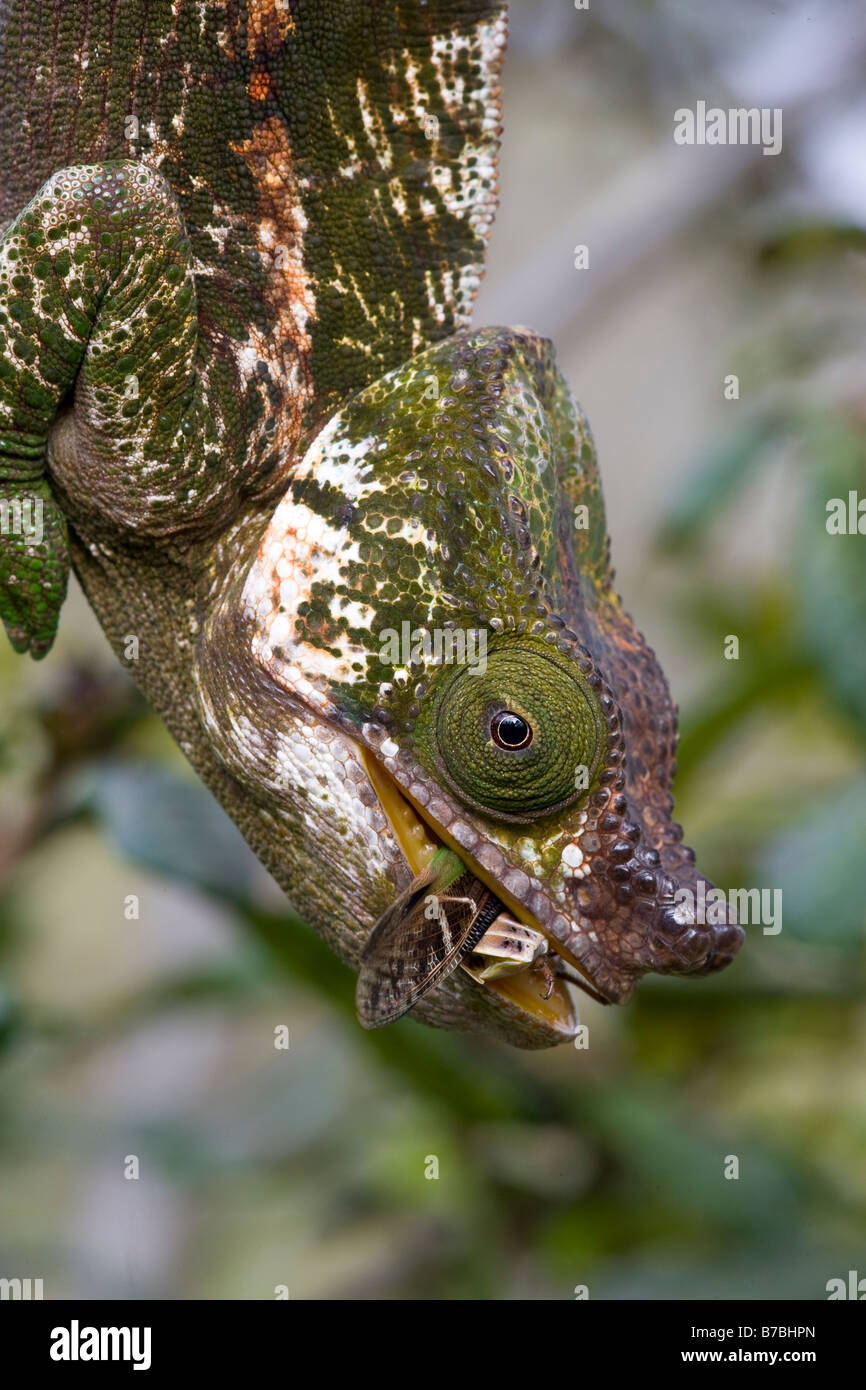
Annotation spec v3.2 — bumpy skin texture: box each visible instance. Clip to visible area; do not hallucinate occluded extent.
[0,1,742,1047]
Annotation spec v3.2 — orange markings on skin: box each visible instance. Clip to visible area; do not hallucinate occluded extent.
[229,116,316,467]
[249,70,273,102]
[246,0,294,60]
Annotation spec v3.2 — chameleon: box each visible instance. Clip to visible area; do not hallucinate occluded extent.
[0,0,743,1049]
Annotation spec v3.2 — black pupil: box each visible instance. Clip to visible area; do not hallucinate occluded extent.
[491,711,532,750]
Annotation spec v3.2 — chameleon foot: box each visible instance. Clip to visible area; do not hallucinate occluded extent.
[0,479,68,658]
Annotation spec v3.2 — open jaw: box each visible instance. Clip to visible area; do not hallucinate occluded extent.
[360,749,613,1038]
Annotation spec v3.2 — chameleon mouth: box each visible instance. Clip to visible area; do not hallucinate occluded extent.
[360,748,598,1036]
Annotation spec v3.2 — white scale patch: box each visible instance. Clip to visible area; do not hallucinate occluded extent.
[356,77,394,171]
[243,413,395,695]
[320,18,504,337]
[561,842,587,878]
[425,14,506,324]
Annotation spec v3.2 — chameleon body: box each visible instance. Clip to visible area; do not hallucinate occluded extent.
[0,1,743,1048]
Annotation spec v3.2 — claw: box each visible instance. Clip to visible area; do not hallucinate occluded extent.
[531,956,556,1000]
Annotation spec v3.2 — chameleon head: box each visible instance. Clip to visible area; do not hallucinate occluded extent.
[203,325,744,1046]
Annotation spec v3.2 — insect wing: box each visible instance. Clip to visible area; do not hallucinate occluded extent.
[356,866,498,1028]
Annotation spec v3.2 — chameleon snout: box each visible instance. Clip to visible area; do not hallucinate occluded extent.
[651,884,745,979]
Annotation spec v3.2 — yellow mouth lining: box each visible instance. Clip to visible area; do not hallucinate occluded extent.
[361,748,440,876]
[360,748,580,1032]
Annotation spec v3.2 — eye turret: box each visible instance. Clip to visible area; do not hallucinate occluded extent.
[421,637,605,823]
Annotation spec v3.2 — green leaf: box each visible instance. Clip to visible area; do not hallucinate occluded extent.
[757,220,866,267]
[796,412,866,734]
[68,760,261,903]
[759,777,866,946]
[657,407,788,552]
[579,1082,805,1239]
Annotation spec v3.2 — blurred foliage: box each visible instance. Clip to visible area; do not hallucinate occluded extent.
[1,0,865,1300]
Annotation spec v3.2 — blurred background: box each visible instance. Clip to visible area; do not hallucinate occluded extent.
[1,0,865,1299]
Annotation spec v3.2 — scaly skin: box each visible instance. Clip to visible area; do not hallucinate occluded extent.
[0,1,743,1048]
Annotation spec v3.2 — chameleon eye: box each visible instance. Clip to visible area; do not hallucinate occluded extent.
[424,638,605,822]
[490,710,533,750]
